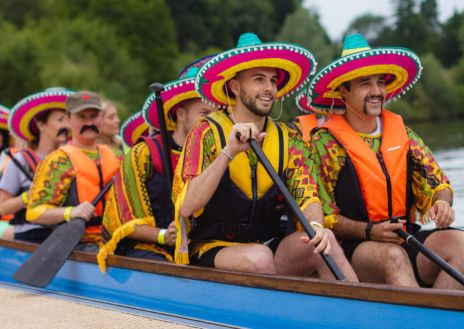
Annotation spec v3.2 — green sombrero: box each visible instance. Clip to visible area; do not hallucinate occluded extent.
[195,32,317,108]
[307,34,422,112]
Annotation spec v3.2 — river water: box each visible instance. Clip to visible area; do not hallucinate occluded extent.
[408,118,464,229]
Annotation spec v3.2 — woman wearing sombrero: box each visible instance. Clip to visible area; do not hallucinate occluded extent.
[173,32,358,282]
[0,88,72,243]
[309,34,463,289]
[97,65,215,272]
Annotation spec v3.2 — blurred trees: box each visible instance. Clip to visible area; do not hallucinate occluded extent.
[0,0,462,122]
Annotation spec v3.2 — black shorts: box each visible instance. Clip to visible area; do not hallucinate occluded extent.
[191,238,283,268]
[341,228,457,287]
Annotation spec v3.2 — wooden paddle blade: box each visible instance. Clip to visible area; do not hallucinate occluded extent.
[13,219,86,287]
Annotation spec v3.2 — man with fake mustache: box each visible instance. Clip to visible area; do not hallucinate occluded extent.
[308,34,463,289]
[26,91,120,251]
[0,88,71,242]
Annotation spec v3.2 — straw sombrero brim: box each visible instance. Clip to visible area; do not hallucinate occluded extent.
[195,42,317,108]
[308,47,422,112]
[9,89,73,142]
[143,77,199,131]
[0,106,10,131]
[120,111,149,147]
[295,92,332,116]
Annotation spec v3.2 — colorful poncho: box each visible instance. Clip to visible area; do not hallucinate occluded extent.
[97,140,180,272]
[172,110,321,264]
[26,148,102,243]
[309,123,452,226]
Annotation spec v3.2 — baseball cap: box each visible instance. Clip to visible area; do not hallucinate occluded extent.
[66,91,103,114]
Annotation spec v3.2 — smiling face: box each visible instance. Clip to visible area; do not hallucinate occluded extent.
[230,67,278,117]
[340,74,386,118]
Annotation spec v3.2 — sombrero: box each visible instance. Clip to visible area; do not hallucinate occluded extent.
[178,54,216,79]
[120,111,149,147]
[195,32,317,108]
[0,105,10,131]
[307,33,422,112]
[9,87,74,142]
[143,67,201,131]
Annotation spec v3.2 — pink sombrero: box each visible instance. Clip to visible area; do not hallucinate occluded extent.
[9,87,74,142]
[195,32,317,108]
[0,105,10,131]
[307,33,422,113]
[143,67,201,131]
[120,111,149,147]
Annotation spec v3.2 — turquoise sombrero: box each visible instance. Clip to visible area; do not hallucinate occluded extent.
[307,33,423,112]
[143,67,201,131]
[0,105,10,131]
[9,87,74,143]
[120,111,149,147]
[195,32,317,108]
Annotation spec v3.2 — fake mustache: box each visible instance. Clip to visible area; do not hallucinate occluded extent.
[80,125,99,135]
[56,128,69,138]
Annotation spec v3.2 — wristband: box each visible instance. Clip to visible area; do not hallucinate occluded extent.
[158,229,167,245]
[310,221,324,229]
[21,192,29,206]
[221,148,234,161]
[365,222,373,241]
[63,207,73,222]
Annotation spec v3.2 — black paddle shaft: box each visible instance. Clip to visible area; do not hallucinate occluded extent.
[5,148,34,181]
[149,83,173,195]
[241,135,345,281]
[391,218,464,286]
[13,179,114,287]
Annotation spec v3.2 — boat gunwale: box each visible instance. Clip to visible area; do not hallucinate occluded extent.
[1,238,463,311]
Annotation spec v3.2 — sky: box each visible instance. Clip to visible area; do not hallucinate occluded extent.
[303,0,464,41]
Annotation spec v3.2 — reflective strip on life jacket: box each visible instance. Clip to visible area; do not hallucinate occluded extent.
[323,109,409,221]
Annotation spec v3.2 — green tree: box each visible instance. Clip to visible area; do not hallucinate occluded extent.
[344,14,387,45]
[436,11,464,67]
[277,7,335,67]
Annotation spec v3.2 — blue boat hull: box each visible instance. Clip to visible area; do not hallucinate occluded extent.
[1,242,463,328]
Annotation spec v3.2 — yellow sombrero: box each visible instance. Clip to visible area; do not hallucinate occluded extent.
[0,105,9,132]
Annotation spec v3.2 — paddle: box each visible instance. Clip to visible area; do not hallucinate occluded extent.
[149,83,173,194]
[391,217,464,286]
[241,135,346,281]
[4,148,34,181]
[13,179,114,287]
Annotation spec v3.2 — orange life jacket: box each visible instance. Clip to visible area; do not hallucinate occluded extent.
[294,114,319,143]
[323,110,409,222]
[61,144,120,238]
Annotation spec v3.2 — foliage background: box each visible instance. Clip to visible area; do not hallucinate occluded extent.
[0,0,462,123]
